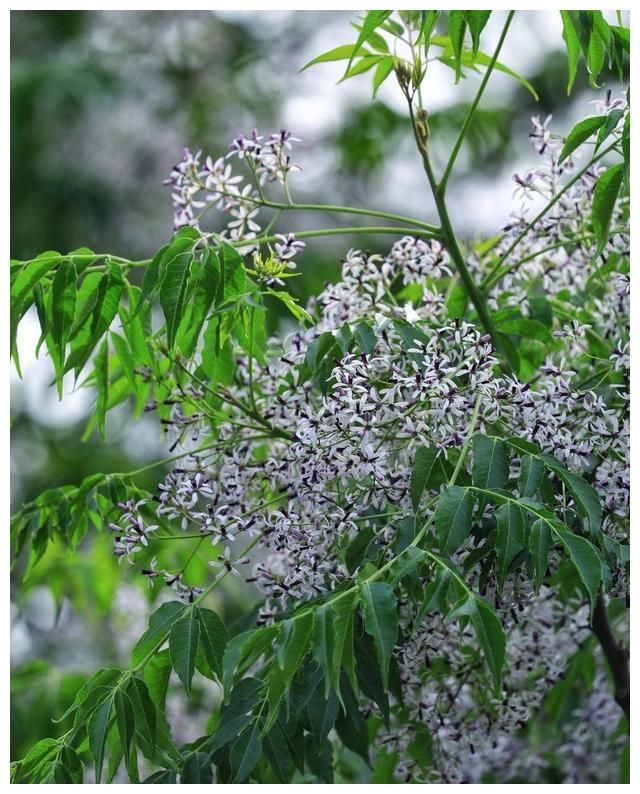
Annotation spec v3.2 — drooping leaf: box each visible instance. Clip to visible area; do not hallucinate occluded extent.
[195,606,228,681]
[560,11,581,94]
[410,446,440,511]
[94,339,109,441]
[539,454,602,536]
[435,485,474,556]
[551,524,602,615]
[230,722,263,783]
[469,596,506,693]
[88,694,114,783]
[518,454,544,498]
[169,613,200,696]
[360,581,398,690]
[528,518,552,590]
[463,11,491,56]
[160,247,194,351]
[182,752,214,783]
[447,11,467,82]
[591,163,625,253]
[495,502,525,587]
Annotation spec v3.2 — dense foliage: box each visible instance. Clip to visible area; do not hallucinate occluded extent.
[10,10,629,784]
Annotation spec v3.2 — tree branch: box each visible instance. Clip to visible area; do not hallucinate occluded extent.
[591,593,630,722]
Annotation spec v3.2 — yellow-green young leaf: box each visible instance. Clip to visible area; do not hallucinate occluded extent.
[448,11,467,82]
[11,251,62,307]
[88,694,114,783]
[360,581,398,690]
[195,606,228,681]
[551,524,602,615]
[94,339,109,441]
[528,518,552,590]
[410,446,440,511]
[469,596,506,693]
[558,115,607,163]
[230,722,262,783]
[301,43,372,72]
[591,163,625,253]
[169,614,200,696]
[463,11,490,56]
[341,54,384,80]
[587,23,608,85]
[372,56,394,96]
[342,10,392,78]
[560,11,581,94]
[435,485,474,556]
[418,10,440,56]
[495,503,525,587]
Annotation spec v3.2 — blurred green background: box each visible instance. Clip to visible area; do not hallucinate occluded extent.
[10,9,628,771]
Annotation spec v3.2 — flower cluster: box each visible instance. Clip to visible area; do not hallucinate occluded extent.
[109,108,629,782]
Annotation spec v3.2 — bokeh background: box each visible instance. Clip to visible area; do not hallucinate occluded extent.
[10,9,628,770]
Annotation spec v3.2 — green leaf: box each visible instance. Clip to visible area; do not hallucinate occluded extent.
[132,602,187,667]
[169,614,200,696]
[182,752,214,783]
[195,606,228,681]
[592,163,625,253]
[435,485,474,556]
[538,454,602,536]
[518,454,544,498]
[372,56,395,96]
[88,694,113,783]
[94,339,109,441]
[448,11,467,82]
[160,247,193,351]
[114,690,136,761]
[496,317,553,343]
[143,649,172,710]
[267,289,312,324]
[463,11,491,56]
[312,603,335,698]
[558,115,607,163]
[127,677,157,758]
[410,446,440,511]
[218,241,249,303]
[277,611,314,688]
[209,677,263,753]
[307,682,340,748]
[560,11,582,94]
[222,626,277,695]
[50,259,77,394]
[360,581,398,690]
[301,44,372,72]
[495,502,525,587]
[330,588,359,698]
[230,722,263,783]
[551,524,602,615]
[469,596,506,693]
[342,10,392,78]
[472,435,509,493]
[528,518,552,589]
